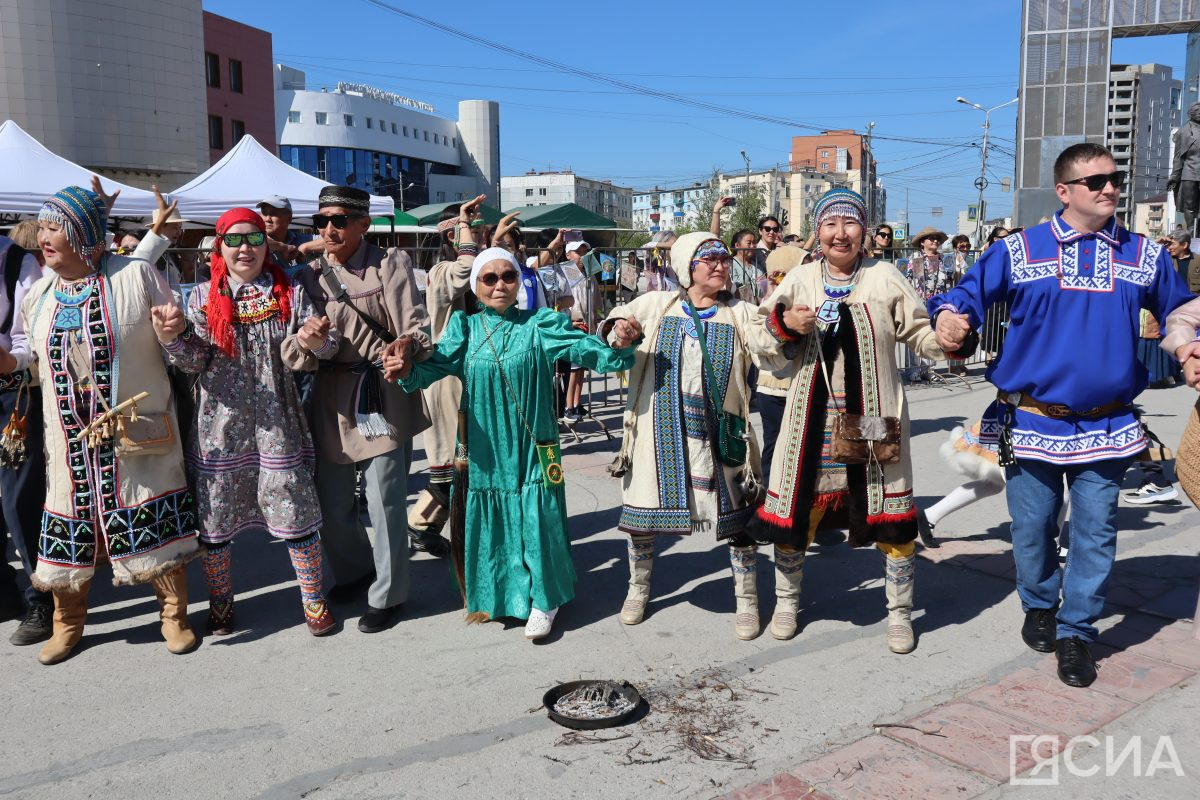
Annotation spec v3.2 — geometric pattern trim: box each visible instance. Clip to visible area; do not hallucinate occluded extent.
[39,487,196,566]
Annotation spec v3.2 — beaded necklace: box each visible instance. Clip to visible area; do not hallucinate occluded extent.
[817,258,861,326]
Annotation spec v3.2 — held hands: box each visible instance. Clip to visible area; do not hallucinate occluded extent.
[934,311,973,352]
[1175,341,1200,390]
[610,318,643,349]
[782,304,817,336]
[381,336,413,382]
[298,316,331,352]
[151,303,186,344]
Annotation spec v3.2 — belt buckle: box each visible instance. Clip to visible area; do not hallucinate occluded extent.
[1046,403,1072,418]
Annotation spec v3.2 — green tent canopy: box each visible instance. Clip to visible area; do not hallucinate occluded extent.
[404,201,504,226]
[503,202,618,230]
[369,211,421,227]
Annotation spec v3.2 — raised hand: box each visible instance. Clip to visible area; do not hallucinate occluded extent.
[298,315,331,351]
[492,211,521,247]
[934,311,972,352]
[611,317,643,349]
[90,175,121,214]
[783,304,817,336]
[151,303,186,343]
[459,194,486,222]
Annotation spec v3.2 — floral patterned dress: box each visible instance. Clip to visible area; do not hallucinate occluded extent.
[162,273,325,544]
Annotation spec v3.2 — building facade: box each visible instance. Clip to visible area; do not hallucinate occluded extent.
[203,12,275,165]
[0,0,209,189]
[632,184,708,232]
[1107,63,1180,225]
[500,171,633,226]
[1015,0,1200,226]
[717,167,790,228]
[1133,193,1170,238]
[790,129,884,225]
[275,65,499,210]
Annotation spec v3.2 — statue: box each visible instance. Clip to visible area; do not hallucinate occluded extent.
[1168,102,1200,235]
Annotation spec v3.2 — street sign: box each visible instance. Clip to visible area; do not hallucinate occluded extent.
[893,226,907,240]
[974,176,989,191]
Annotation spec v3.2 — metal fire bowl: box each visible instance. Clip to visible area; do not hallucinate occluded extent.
[542,680,645,730]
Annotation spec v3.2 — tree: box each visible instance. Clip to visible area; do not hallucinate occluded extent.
[671,170,769,242]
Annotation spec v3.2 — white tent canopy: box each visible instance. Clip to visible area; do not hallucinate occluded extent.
[170,135,394,223]
[0,119,159,217]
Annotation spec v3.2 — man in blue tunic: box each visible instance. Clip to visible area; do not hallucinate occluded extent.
[930,143,1193,688]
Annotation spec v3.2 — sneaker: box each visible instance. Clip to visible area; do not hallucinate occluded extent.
[1123,481,1179,505]
[524,607,558,640]
[10,603,52,646]
[576,405,590,417]
[561,409,581,424]
[408,528,451,558]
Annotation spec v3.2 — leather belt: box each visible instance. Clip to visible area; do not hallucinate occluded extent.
[998,391,1128,420]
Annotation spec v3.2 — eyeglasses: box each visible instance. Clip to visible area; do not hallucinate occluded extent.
[760,226,781,233]
[1062,171,1126,192]
[875,231,893,239]
[220,231,266,248]
[956,243,970,250]
[479,270,519,287]
[313,213,365,230]
[694,256,732,269]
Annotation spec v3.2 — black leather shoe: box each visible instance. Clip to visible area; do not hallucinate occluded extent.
[327,570,375,603]
[1021,608,1057,653]
[1056,636,1097,687]
[358,604,403,634]
[917,509,939,549]
[409,528,451,558]
[9,603,52,646]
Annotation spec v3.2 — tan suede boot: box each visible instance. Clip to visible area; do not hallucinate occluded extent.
[730,546,760,640]
[619,537,655,625]
[152,568,198,655]
[884,553,916,654]
[38,581,92,665]
[770,546,805,640]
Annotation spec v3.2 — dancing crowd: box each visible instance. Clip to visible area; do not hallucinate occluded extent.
[1,141,1199,690]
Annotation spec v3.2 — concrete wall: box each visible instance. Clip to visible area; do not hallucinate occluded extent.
[0,0,209,188]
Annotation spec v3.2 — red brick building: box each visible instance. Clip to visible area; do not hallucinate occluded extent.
[202,12,275,163]
[790,129,865,173]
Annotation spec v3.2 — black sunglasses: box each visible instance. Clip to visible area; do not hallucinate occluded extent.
[876,230,893,238]
[1062,171,1126,192]
[479,270,518,287]
[313,213,365,230]
[760,225,781,233]
[221,231,266,248]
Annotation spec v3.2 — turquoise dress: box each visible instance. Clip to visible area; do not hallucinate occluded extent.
[400,306,634,619]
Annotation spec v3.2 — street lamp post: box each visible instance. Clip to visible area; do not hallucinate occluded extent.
[956,96,1017,246]
[398,179,415,211]
[865,121,876,226]
[740,150,751,203]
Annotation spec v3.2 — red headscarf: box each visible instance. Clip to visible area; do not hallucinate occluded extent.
[207,207,293,358]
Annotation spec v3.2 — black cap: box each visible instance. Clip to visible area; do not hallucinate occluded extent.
[318,185,370,213]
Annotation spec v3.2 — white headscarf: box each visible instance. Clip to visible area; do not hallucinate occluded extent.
[470,246,523,288]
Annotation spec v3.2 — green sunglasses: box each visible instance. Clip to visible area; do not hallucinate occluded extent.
[221,231,267,248]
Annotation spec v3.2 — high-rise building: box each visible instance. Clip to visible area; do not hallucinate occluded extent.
[1014,0,1200,226]
[1107,63,1180,224]
[500,172,633,226]
[716,168,790,228]
[275,66,499,209]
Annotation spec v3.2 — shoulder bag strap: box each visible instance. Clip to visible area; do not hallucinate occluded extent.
[319,257,396,345]
[683,300,728,424]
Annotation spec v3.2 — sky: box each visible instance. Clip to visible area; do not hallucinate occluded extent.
[204,0,1187,235]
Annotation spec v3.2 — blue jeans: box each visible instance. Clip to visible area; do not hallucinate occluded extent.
[1005,456,1132,642]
